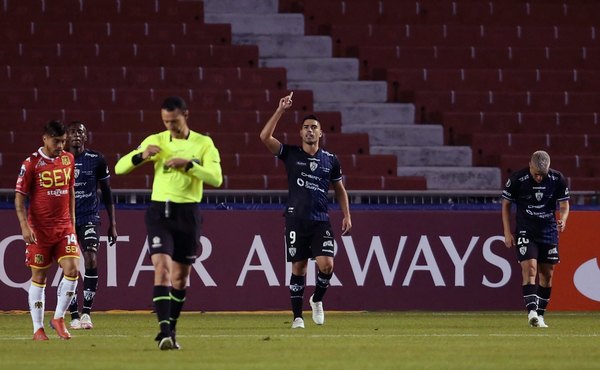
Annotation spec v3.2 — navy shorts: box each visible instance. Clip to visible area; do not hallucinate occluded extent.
[145,201,202,265]
[515,231,560,264]
[76,223,100,253]
[284,218,335,262]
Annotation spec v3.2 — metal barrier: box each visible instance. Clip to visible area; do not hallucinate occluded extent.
[1,189,598,209]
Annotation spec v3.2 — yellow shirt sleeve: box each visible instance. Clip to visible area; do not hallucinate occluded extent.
[114,135,158,175]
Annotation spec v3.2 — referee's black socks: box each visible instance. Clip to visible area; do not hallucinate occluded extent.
[153,285,171,335]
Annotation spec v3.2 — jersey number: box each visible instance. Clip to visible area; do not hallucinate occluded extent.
[517,237,530,245]
[65,234,78,254]
[289,231,296,245]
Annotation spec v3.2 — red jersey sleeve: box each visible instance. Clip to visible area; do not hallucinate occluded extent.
[15,156,34,196]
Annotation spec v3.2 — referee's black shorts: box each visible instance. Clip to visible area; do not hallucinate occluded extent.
[145,201,203,265]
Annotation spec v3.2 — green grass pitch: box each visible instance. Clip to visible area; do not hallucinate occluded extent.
[1,311,599,369]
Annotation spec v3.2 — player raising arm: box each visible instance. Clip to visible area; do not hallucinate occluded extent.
[260,92,352,329]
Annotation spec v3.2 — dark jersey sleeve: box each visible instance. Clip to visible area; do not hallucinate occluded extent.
[555,171,570,201]
[96,153,110,181]
[501,173,519,201]
[331,155,342,183]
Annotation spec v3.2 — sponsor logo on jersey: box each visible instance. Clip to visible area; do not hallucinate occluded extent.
[505,179,511,187]
[323,240,334,247]
[47,189,68,196]
[548,247,558,255]
[151,236,162,248]
[18,165,26,177]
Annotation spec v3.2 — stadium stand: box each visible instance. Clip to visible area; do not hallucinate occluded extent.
[0,0,424,191]
[279,0,600,191]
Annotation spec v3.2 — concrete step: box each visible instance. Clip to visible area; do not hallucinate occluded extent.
[233,35,332,58]
[204,13,304,35]
[260,58,358,82]
[397,166,502,190]
[371,146,473,166]
[288,81,387,103]
[203,0,278,14]
[315,103,415,124]
[342,124,443,146]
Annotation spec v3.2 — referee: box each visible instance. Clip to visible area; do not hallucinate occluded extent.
[115,96,223,350]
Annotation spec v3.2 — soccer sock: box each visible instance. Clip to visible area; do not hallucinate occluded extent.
[537,286,552,317]
[289,274,305,319]
[312,271,333,302]
[169,288,187,332]
[153,285,171,336]
[29,282,45,333]
[522,284,539,312]
[82,267,98,315]
[68,293,80,320]
[54,275,78,319]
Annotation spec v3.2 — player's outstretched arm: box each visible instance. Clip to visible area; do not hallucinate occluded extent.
[260,92,293,155]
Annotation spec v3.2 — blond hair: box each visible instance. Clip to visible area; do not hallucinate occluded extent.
[530,150,551,174]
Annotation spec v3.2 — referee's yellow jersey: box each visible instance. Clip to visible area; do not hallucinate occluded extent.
[115,130,223,203]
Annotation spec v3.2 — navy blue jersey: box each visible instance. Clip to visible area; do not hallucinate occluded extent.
[502,167,570,244]
[278,144,343,221]
[73,149,110,226]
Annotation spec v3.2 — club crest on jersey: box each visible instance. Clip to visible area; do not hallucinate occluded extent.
[310,162,318,172]
[288,247,296,257]
[535,192,543,201]
[61,156,71,165]
[74,169,80,178]
[519,246,527,256]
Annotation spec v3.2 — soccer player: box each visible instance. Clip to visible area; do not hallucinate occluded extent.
[66,121,118,330]
[501,150,570,328]
[15,120,80,340]
[260,92,352,329]
[115,96,223,350]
